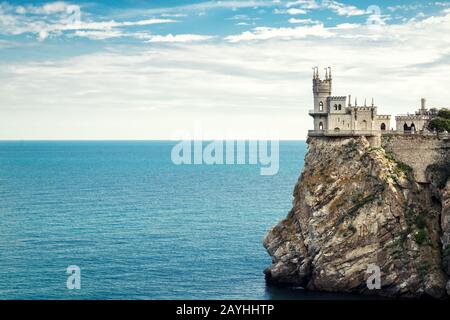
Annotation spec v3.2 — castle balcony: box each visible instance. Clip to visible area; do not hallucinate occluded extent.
[308,109,328,116]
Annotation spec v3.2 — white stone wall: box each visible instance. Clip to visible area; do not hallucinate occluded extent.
[354,109,374,131]
[395,116,429,132]
[382,134,447,183]
[328,97,347,114]
[327,113,352,131]
[375,116,391,131]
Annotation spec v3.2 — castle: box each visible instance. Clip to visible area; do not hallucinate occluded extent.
[308,67,441,137]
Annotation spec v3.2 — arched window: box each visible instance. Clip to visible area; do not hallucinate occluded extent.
[334,127,340,132]
[334,104,338,110]
[319,101,323,111]
[411,123,416,133]
[403,123,409,132]
[319,122,323,130]
[380,123,386,131]
[338,104,342,110]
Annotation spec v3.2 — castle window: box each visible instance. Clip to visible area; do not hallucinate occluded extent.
[319,101,323,111]
[410,123,416,133]
[403,123,409,132]
[319,122,323,130]
[338,104,342,110]
[334,104,337,110]
[380,123,386,131]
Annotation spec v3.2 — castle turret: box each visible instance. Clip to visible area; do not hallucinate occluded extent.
[309,67,332,131]
[312,66,332,113]
[421,98,426,114]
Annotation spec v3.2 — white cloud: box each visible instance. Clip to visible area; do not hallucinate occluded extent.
[334,23,361,30]
[16,1,80,15]
[226,14,260,21]
[160,13,188,18]
[322,0,366,16]
[273,8,307,15]
[146,34,215,43]
[0,2,177,41]
[288,18,318,24]
[118,0,279,18]
[286,0,320,9]
[64,19,176,31]
[74,30,125,40]
[37,30,49,41]
[286,8,307,15]
[225,24,335,42]
[284,0,366,16]
[387,4,423,12]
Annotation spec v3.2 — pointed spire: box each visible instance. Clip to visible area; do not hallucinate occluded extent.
[364,98,367,107]
[371,98,374,106]
[355,97,357,106]
[328,67,332,79]
[348,94,351,106]
[324,67,328,79]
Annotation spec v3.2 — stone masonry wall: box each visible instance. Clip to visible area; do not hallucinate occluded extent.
[381,134,448,183]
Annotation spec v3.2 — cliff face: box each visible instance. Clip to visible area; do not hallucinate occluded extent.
[264,136,450,298]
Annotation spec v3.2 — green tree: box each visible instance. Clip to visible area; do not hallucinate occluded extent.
[428,108,450,132]
[437,108,450,119]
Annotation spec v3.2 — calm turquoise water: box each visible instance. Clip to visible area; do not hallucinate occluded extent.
[0,141,309,299]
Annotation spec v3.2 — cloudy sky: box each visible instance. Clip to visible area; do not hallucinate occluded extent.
[1,0,450,140]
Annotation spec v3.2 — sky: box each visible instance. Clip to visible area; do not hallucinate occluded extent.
[1,0,450,140]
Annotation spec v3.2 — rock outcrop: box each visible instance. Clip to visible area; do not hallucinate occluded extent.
[264,136,450,298]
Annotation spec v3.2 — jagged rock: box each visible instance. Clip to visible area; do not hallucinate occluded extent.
[264,136,449,298]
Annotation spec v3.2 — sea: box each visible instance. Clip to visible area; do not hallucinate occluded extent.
[0,141,364,300]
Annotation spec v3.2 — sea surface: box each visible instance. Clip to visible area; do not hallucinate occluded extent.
[0,141,362,300]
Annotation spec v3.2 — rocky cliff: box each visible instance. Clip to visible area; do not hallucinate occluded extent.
[264,136,450,298]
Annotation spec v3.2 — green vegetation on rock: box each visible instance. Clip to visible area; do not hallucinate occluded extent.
[428,108,450,132]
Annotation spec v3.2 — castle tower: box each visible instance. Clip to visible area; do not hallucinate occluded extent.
[421,98,426,114]
[312,66,332,113]
[309,67,332,131]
